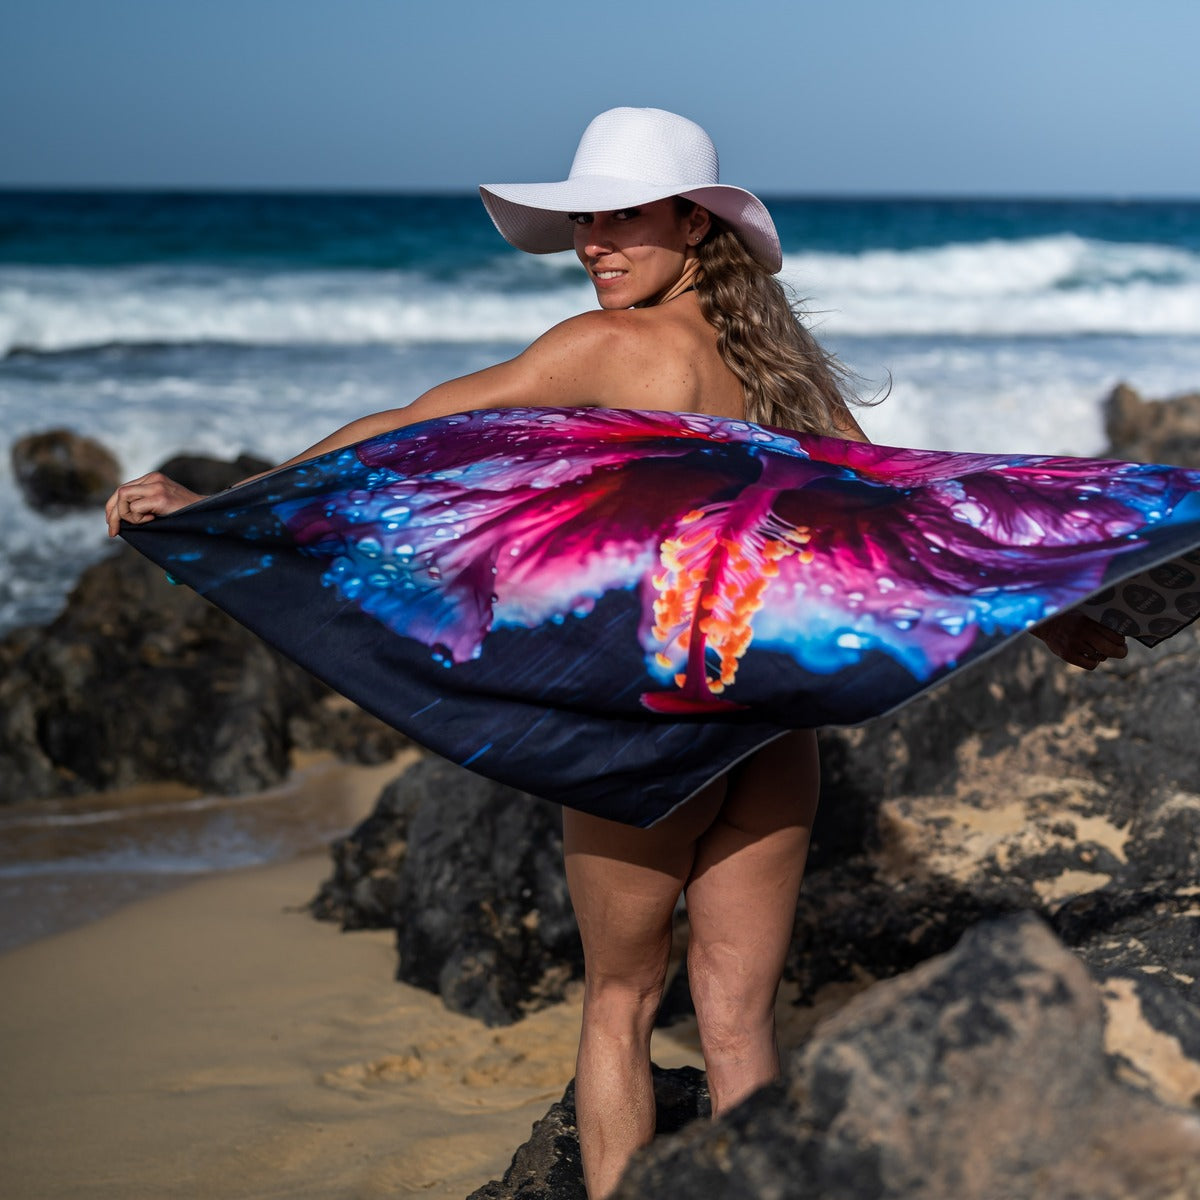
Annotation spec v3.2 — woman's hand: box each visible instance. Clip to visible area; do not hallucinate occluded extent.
[1030,611,1128,670]
[105,472,205,537]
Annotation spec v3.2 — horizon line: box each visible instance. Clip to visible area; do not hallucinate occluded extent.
[2,183,1199,205]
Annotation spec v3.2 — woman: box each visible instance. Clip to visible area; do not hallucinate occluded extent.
[106,107,1123,1197]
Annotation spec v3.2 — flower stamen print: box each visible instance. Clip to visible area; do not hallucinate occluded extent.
[644,497,817,713]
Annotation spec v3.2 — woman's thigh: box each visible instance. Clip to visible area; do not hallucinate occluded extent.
[561,779,726,985]
[684,731,820,1011]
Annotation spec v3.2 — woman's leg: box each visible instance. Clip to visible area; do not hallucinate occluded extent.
[562,781,725,1200]
[683,730,820,1114]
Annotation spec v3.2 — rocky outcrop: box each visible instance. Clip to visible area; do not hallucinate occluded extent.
[311,756,582,1026]
[614,917,1200,1200]
[468,1065,709,1200]
[0,453,407,803]
[790,626,1200,1005]
[1105,381,1200,466]
[472,918,1200,1199]
[154,451,272,495]
[0,543,315,799]
[11,428,122,512]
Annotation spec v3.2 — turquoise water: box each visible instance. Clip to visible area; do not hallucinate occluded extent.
[3,190,1200,634]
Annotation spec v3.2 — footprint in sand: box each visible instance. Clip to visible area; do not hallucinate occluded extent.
[319,1050,428,1091]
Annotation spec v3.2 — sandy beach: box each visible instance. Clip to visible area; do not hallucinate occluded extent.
[0,830,713,1200]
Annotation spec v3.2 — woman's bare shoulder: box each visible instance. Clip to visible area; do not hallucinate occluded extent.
[526,308,650,355]
[521,308,686,384]
[488,301,730,415]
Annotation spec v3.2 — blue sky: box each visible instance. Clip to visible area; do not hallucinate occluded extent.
[2,0,1197,196]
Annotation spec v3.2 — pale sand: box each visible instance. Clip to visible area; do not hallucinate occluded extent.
[0,846,711,1199]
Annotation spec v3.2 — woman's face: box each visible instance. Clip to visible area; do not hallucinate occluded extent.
[571,199,709,309]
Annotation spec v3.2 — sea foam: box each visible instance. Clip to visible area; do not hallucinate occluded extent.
[4,235,1200,359]
[0,263,587,357]
[781,235,1200,336]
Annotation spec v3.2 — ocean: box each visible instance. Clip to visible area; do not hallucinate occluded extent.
[3,190,1200,636]
[2,190,1199,945]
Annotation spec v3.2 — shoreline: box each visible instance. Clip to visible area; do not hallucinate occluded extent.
[0,851,599,1199]
[0,750,417,953]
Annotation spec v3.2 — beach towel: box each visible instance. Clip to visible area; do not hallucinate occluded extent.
[121,407,1200,826]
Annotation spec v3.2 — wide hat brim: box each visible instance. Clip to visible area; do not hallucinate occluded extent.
[479,178,783,275]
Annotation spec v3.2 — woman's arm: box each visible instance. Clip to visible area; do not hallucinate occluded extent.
[105,313,628,535]
[259,315,618,472]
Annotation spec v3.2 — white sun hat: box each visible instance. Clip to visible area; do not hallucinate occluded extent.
[479,107,783,274]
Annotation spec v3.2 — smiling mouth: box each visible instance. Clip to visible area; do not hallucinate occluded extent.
[593,270,626,280]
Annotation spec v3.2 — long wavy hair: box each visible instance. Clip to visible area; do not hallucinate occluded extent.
[685,203,869,435]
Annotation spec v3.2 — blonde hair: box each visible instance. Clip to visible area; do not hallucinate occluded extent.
[689,210,867,435]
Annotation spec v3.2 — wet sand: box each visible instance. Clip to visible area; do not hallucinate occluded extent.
[0,832,713,1199]
[0,752,414,953]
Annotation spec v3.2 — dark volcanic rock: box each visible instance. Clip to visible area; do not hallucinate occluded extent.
[0,531,407,803]
[468,1066,709,1200]
[754,615,1200,1146]
[11,428,122,512]
[768,626,1200,1139]
[797,625,1200,995]
[1098,966,1200,1109]
[1052,880,1200,1091]
[811,633,1072,858]
[613,916,1200,1200]
[287,699,409,768]
[1105,381,1200,466]
[310,769,424,928]
[0,544,324,799]
[155,451,271,495]
[313,756,583,1025]
[470,919,1200,1199]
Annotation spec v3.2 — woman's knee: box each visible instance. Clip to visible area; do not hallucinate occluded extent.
[581,963,670,1041]
[687,940,777,1028]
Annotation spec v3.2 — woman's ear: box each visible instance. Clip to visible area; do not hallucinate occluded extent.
[687,205,712,246]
